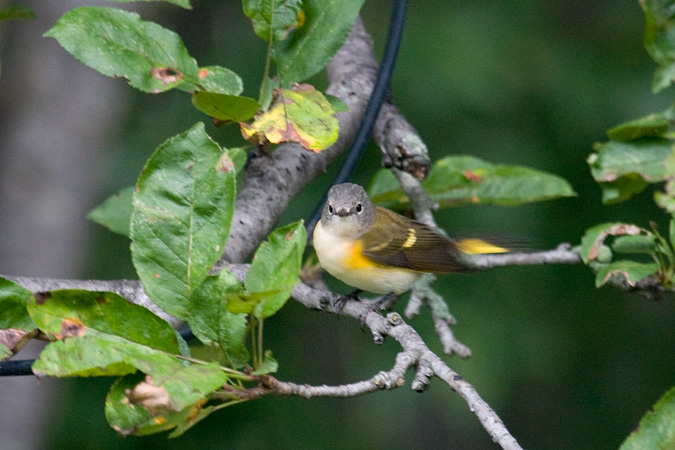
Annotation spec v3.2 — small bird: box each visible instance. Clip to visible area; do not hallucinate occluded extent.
[312,183,508,296]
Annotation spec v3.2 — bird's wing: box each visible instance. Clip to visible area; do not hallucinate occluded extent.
[361,207,469,273]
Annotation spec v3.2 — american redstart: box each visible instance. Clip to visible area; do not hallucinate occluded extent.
[313,183,509,295]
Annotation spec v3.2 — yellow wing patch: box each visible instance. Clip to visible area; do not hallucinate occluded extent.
[346,240,381,269]
[455,238,508,255]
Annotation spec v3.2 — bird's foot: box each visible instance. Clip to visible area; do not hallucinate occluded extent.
[358,293,398,329]
[334,289,362,313]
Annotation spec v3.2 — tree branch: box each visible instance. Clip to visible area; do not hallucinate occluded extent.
[228,351,412,401]
[467,243,583,268]
[374,105,432,181]
[228,263,523,449]
[4,276,179,327]
[226,262,525,447]
[220,17,378,264]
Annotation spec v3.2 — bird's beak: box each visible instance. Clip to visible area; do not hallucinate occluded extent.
[335,208,352,217]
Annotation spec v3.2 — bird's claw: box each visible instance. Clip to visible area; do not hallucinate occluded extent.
[333,289,362,313]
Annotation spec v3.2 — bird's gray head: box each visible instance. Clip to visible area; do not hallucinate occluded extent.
[321,183,376,238]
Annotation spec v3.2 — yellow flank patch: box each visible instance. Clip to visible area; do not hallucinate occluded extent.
[456,238,508,255]
[402,228,417,248]
[346,240,380,269]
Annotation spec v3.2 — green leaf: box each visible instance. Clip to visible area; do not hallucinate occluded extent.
[589,138,672,181]
[325,94,349,113]
[641,0,675,92]
[188,271,249,367]
[598,176,650,204]
[0,277,36,331]
[195,66,244,95]
[273,0,364,83]
[620,387,675,450]
[131,123,236,320]
[248,221,305,318]
[227,221,305,318]
[369,156,576,209]
[45,6,200,93]
[240,85,339,151]
[612,234,657,255]
[27,289,229,436]
[1,344,12,361]
[178,66,244,95]
[588,138,672,204]
[28,290,180,354]
[192,92,260,123]
[0,5,35,21]
[579,223,647,264]
[0,277,36,359]
[106,0,192,9]
[243,0,303,43]
[28,289,187,377]
[87,186,134,237]
[654,190,675,213]
[228,147,248,176]
[607,110,673,141]
[251,350,278,375]
[595,261,660,287]
[34,335,139,377]
[106,365,229,437]
[167,404,220,438]
[106,373,152,434]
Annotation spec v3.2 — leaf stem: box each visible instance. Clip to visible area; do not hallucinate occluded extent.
[249,317,258,369]
[259,35,274,106]
[257,317,264,368]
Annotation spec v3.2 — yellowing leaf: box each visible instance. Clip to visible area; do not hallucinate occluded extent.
[240,84,338,152]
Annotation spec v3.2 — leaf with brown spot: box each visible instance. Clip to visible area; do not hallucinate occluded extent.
[34,291,51,305]
[579,223,648,264]
[216,153,235,173]
[0,329,28,359]
[59,318,86,339]
[370,155,576,209]
[150,67,183,85]
[596,261,660,288]
[0,276,37,332]
[588,138,672,204]
[240,84,338,152]
[105,364,230,437]
[464,170,483,183]
[126,375,178,414]
[27,290,179,354]
[130,123,236,321]
[45,7,200,93]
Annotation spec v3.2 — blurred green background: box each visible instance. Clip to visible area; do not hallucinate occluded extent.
[1,0,674,449]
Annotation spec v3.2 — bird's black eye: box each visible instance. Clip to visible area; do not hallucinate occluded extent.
[328,204,334,214]
[356,203,362,213]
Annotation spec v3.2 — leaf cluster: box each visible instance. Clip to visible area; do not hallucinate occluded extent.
[1,120,305,436]
[1,0,674,446]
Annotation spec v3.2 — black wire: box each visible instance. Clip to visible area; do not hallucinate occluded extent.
[0,0,409,378]
[178,325,194,341]
[306,0,409,237]
[0,359,33,376]
[0,326,196,377]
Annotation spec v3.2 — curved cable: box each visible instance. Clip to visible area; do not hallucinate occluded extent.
[0,324,196,377]
[306,0,409,236]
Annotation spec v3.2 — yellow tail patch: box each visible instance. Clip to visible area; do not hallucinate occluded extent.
[455,238,509,255]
